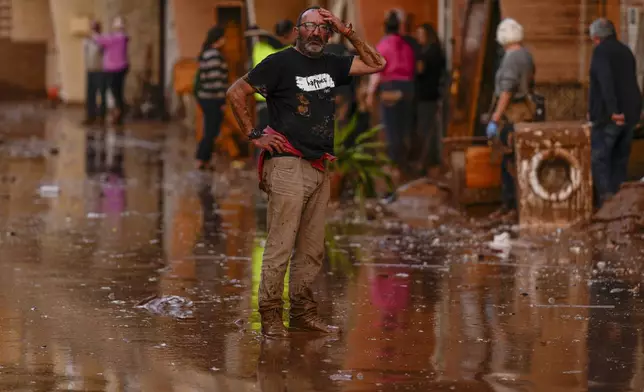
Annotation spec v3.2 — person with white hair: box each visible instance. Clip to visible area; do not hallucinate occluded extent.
[587,18,641,208]
[94,16,130,125]
[486,18,536,222]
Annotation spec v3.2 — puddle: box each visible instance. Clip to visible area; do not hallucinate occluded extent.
[0,105,642,391]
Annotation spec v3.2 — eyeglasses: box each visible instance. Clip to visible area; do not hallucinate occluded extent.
[298,22,332,33]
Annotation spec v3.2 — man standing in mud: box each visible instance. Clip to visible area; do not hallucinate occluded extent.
[227,7,386,337]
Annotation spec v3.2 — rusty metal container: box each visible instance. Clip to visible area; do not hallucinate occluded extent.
[514,121,593,229]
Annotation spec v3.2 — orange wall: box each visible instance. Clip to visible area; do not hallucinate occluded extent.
[172,0,225,59]
[357,0,439,45]
[255,0,307,33]
[172,0,308,60]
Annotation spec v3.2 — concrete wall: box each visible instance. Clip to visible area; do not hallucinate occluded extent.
[11,0,53,42]
[48,0,96,103]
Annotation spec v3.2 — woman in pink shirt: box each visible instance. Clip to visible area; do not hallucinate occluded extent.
[367,10,416,172]
[94,17,130,125]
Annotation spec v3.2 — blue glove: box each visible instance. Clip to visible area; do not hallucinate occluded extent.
[486,121,498,139]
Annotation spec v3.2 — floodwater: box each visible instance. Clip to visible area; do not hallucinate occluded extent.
[1,106,644,391]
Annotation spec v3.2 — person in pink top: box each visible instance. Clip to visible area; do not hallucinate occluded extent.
[94,17,130,125]
[367,10,416,174]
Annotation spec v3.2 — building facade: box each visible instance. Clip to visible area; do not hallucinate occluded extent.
[1,0,642,112]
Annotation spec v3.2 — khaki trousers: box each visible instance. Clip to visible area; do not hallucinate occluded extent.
[259,156,330,318]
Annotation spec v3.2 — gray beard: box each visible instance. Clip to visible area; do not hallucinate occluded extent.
[297,40,324,58]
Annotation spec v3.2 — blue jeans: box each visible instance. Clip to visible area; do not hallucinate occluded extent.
[196,98,225,163]
[591,122,634,206]
[380,81,415,168]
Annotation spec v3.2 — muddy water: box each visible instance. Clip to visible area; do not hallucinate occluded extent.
[0,107,644,391]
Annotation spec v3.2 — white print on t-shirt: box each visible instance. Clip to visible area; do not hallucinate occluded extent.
[295,73,335,92]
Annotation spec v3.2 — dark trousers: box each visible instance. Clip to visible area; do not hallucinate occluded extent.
[196,98,225,163]
[501,154,516,210]
[107,68,128,123]
[417,100,441,169]
[86,71,106,120]
[380,81,415,168]
[500,123,516,210]
[591,121,634,207]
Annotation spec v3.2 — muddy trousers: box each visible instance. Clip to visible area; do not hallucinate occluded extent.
[259,156,330,319]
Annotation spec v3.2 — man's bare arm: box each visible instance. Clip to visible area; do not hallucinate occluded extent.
[226,75,256,136]
[346,30,386,75]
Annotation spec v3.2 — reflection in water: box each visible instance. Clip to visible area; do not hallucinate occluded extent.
[197,180,222,240]
[587,250,638,391]
[0,108,644,391]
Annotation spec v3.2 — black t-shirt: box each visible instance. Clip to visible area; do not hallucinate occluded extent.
[246,47,354,160]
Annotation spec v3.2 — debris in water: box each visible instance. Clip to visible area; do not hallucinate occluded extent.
[135,295,194,319]
[534,304,615,309]
[330,373,353,381]
[38,185,60,198]
[610,288,625,294]
[548,297,555,304]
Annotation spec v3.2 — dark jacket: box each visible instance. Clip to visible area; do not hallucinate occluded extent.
[589,36,642,125]
[417,43,446,101]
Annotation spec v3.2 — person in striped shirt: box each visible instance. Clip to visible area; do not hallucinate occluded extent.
[194,26,229,170]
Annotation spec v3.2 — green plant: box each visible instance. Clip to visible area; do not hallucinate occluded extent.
[332,114,394,215]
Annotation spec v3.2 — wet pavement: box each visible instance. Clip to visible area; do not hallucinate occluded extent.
[1,106,644,391]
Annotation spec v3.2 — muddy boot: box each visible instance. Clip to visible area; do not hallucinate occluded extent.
[260,309,289,339]
[290,313,340,334]
[290,300,339,334]
[290,286,339,334]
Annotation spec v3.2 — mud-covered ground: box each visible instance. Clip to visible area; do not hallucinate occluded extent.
[0,105,643,391]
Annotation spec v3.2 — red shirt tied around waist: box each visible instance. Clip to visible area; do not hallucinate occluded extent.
[256,126,336,192]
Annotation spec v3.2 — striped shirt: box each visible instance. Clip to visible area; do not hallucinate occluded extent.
[196,48,229,100]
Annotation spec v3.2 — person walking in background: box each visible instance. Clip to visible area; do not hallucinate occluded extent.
[366,10,416,178]
[94,17,129,125]
[485,18,536,222]
[194,26,228,171]
[83,21,106,126]
[588,18,641,208]
[415,23,446,177]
